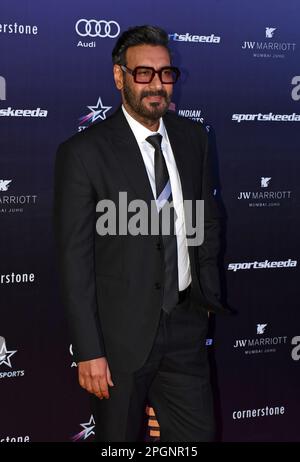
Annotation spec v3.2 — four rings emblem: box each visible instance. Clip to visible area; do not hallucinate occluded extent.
[75,19,120,38]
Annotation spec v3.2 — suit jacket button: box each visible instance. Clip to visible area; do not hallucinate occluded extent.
[155,282,161,290]
[156,242,162,250]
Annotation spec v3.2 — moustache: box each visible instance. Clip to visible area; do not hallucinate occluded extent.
[140,90,168,100]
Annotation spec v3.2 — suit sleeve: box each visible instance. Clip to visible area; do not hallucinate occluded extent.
[198,129,224,311]
[53,141,106,362]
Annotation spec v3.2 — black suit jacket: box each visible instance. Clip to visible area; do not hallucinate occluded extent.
[53,107,226,373]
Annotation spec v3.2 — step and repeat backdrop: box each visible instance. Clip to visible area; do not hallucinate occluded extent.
[1,0,299,442]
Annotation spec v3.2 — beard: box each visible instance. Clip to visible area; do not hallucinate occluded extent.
[123,81,171,122]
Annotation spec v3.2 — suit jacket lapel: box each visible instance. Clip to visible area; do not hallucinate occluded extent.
[109,108,155,204]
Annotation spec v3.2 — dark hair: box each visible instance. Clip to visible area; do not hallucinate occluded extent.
[112,25,171,65]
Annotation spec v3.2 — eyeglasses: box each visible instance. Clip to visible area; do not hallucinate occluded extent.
[121,65,180,84]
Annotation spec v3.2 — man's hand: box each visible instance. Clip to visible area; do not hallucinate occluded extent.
[78,357,114,400]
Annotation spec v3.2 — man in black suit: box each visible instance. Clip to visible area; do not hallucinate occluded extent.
[53,25,227,442]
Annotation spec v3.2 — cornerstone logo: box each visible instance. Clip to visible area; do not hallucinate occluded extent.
[233,405,285,420]
[242,26,296,59]
[236,176,292,208]
[0,22,38,35]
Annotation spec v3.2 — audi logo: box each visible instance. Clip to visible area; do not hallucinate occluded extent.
[75,19,120,38]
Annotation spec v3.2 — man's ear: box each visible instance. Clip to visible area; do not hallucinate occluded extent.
[113,64,124,90]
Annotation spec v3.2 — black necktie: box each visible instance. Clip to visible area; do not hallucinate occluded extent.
[146,134,179,313]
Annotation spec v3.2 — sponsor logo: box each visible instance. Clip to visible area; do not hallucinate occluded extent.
[0,336,16,367]
[232,112,300,123]
[266,27,276,38]
[242,27,296,59]
[0,336,25,379]
[291,336,300,361]
[75,19,120,48]
[261,177,271,188]
[236,176,292,208]
[0,180,38,214]
[0,180,12,191]
[0,22,38,35]
[173,103,210,131]
[233,405,285,420]
[78,96,112,131]
[228,259,297,272]
[0,435,30,443]
[291,76,300,101]
[0,272,35,285]
[0,107,48,117]
[72,415,95,441]
[233,324,288,356]
[169,32,221,44]
[257,324,267,335]
[69,344,77,368]
[0,76,6,100]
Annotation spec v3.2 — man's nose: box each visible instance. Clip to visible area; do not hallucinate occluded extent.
[148,71,163,90]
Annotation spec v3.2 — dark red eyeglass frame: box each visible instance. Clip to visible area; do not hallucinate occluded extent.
[121,65,181,84]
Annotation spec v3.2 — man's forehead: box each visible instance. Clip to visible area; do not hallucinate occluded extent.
[126,44,170,65]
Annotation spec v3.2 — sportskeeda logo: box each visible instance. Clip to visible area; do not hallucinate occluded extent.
[0,107,47,117]
[169,32,221,44]
[228,259,297,272]
[232,112,300,123]
[0,80,47,117]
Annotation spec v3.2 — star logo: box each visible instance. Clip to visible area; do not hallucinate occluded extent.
[72,415,95,441]
[79,97,112,127]
[0,337,17,368]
